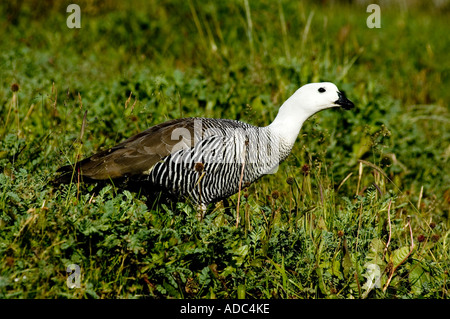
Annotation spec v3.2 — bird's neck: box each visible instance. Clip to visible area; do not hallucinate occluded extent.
[267,96,312,147]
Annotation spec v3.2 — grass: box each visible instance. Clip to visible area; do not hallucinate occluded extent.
[0,0,449,299]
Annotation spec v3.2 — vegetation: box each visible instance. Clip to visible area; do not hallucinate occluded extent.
[0,0,448,299]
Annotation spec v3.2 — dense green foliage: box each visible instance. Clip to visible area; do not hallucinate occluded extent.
[0,0,448,298]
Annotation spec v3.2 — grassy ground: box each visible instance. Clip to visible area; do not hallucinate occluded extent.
[0,0,449,299]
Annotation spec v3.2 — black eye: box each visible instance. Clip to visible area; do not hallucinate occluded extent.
[318,87,326,93]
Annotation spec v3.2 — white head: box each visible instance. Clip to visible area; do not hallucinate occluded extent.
[289,82,354,114]
[269,82,354,145]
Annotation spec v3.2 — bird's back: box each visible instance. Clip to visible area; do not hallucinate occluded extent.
[56,117,288,203]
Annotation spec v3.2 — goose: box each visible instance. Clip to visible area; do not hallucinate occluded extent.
[56,82,354,206]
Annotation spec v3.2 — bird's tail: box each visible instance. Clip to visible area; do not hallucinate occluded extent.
[52,157,98,185]
[52,163,79,185]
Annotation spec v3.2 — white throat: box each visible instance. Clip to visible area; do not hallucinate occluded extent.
[267,93,316,147]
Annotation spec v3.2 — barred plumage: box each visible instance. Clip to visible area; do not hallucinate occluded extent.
[55,82,354,205]
[143,118,288,204]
